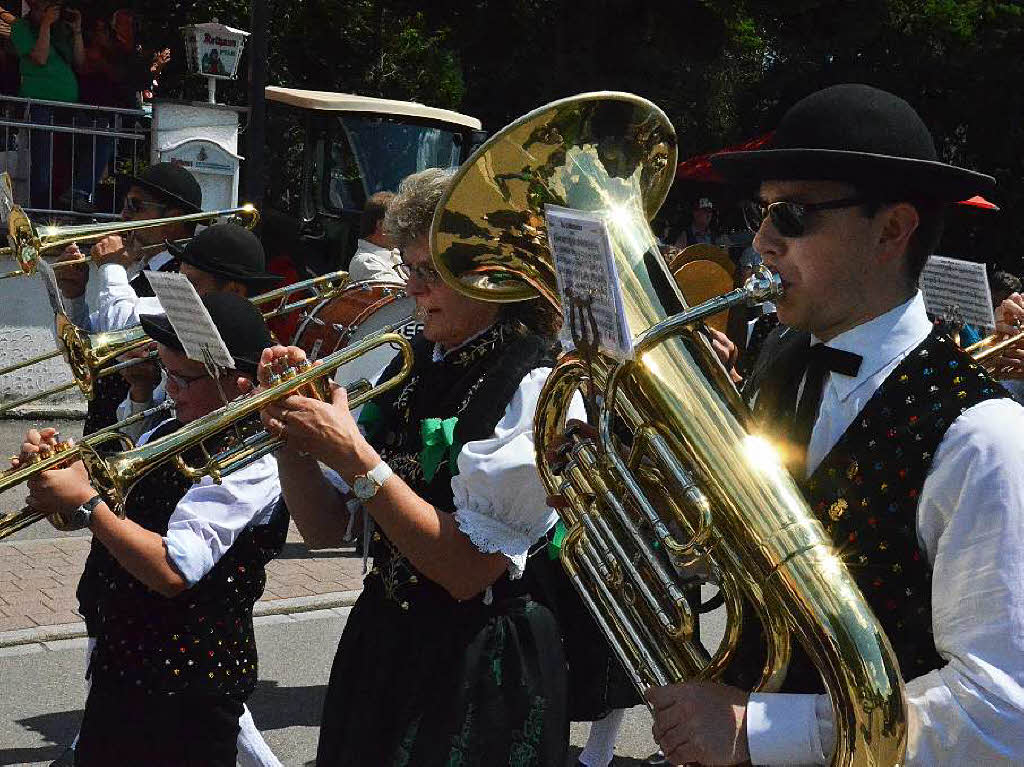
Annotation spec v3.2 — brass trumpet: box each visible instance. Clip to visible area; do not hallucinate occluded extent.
[965,329,1024,376]
[0,400,173,539]
[80,324,413,514]
[0,271,353,413]
[1,203,260,280]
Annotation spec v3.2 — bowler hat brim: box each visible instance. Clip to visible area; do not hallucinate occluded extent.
[167,240,282,287]
[117,173,203,214]
[711,148,996,201]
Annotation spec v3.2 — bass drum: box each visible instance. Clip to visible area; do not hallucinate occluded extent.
[291,281,421,412]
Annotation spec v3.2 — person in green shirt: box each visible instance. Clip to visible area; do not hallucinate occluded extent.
[10,0,85,207]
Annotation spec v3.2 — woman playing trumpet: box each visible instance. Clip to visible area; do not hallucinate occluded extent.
[258,168,572,766]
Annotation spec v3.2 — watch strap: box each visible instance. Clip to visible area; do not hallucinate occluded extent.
[367,461,393,487]
[81,494,103,512]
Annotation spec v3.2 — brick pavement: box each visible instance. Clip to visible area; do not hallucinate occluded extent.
[0,522,366,635]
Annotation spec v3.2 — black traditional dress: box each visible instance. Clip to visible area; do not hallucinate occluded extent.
[316,321,569,767]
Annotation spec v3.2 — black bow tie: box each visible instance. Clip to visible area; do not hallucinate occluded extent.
[805,343,863,378]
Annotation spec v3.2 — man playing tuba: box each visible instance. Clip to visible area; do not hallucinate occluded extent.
[647,85,1024,765]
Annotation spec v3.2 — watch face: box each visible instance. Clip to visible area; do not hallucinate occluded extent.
[353,476,376,499]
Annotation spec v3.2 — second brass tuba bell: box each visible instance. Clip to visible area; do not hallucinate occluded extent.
[430,92,907,766]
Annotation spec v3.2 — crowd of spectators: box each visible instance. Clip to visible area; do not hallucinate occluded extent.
[0,1,171,210]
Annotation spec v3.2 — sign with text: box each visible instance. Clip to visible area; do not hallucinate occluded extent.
[146,271,235,370]
[181,22,249,80]
[921,255,995,329]
[545,205,633,361]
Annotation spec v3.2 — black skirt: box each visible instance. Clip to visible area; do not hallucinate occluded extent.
[316,578,568,767]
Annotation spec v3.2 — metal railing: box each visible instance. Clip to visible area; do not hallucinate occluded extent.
[0,95,151,221]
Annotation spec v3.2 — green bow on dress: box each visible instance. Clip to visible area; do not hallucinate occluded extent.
[419,416,460,481]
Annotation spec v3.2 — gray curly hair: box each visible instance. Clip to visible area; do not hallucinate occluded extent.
[382,167,455,250]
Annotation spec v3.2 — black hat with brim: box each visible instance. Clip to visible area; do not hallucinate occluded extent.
[711,84,996,201]
[167,222,281,287]
[141,292,274,379]
[119,162,203,213]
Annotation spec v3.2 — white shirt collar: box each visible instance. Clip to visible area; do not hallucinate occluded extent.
[146,249,174,272]
[356,238,398,260]
[814,291,932,403]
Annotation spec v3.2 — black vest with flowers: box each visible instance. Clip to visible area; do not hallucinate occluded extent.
[357,322,555,611]
[731,329,1007,692]
[84,418,287,699]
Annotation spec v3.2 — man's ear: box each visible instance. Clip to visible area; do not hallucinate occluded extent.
[877,202,919,265]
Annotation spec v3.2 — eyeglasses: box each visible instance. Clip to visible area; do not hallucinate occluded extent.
[158,361,210,390]
[742,197,869,238]
[123,196,169,215]
[395,260,442,285]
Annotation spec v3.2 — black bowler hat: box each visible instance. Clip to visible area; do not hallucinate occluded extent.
[141,292,274,378]
[167,222,281,287]
[711,84,995,201]
[120,162,203,213]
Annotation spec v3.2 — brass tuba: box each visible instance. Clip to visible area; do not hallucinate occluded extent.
[430,92,906,765]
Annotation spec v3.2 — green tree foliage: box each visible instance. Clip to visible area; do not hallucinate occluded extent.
[128,0,1022,270]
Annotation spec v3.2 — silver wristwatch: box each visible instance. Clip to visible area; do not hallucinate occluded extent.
[352,461,394,501]
[69,494,103,530]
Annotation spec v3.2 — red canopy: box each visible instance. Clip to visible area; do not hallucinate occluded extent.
[957,195,1000,212]
[676,132,774,184]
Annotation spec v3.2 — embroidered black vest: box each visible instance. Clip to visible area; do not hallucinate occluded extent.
[729,328,1007,691]
[83,417,287,700]
[360,321,555,611]
[83,260,179,435]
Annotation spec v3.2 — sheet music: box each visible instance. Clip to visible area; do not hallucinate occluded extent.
[920,255,995,330]
[544,204,633,361]
[35,258,66,318]
[145,271,235,369]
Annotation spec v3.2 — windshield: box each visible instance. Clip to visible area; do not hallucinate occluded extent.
[324,114,464,214]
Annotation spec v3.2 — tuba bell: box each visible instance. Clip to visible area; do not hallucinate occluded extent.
[430,92,906,765]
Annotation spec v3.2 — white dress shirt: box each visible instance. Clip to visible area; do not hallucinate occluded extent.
[347,239,404,284]
[134,419,281,587]
[65,250,171,333]
[746,292,1024,765]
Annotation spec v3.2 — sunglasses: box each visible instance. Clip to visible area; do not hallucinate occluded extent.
[396,260,442,285]
[742,197,869,238]
[123,196,169,215]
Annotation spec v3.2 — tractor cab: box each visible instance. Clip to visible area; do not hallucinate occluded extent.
[262,86,484,277]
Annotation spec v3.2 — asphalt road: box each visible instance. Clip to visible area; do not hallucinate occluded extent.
[0,607,666,767]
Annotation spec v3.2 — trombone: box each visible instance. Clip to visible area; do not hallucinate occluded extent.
[0,400,173,539]
[79,324,414,514]
[1,203,260,280]
[0,271,353,414]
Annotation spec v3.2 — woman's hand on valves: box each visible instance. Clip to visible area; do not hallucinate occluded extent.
[257,345,380,478]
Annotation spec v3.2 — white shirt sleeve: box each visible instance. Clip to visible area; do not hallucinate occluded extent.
[163,454,282,586]
[114,382,167,443]
[450,367,585,579]
[92,263,141,333]
[746,397,1024,765]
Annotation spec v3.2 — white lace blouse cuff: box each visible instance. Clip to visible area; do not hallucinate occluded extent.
[452,506,537,579]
